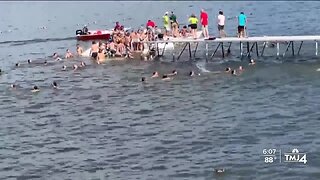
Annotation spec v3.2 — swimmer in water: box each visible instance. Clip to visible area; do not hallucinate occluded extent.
[53,52,58,59]
[10,84,16,89]
[65,49,74,59]
[166,69,178,76]
[0,69,2,75]
[189,71,195,76]
[44,61,47,65]
[231,69,237,76]
[79,61,86,68]
[31,85,40,92]
[214,168,225,174]
[62,65,67,71]
[141,77,146,82]
[73,64,78,70]
[52,81,58,89]
[249,59,255,65]
[162,74,171,80]
[15,63,20,67]
[27,59,32,64]
[151,71,159,78]
[225,67,231,73]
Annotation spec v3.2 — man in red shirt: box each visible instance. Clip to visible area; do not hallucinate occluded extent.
[200,9,209,38]
[146,20,156,29]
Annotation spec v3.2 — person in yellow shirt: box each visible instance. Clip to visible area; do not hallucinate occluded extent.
[188,14,198,39]
[163,12,170,36]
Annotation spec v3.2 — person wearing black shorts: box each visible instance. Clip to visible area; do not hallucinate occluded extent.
[188,14,199,39]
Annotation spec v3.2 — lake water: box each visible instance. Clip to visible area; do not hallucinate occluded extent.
[0,1,320,180]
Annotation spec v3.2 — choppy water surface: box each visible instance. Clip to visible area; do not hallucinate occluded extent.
[0,1,320,180]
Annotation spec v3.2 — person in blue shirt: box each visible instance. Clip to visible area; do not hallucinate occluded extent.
[237,12,247,38]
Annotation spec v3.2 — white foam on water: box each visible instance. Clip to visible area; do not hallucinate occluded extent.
[82,48,91,57]
[195,61,210,73]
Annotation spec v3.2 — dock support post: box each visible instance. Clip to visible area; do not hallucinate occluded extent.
[297,41,303,55]
[248,42,257,57]
[193,42,199,58]
[292,41,294,56]
[227,42,232,55]
[240,42,243,58]
[156,43,160,57]
[188,42,192,59]
[316,41,318,56]
[210,42,221,60]
[221,42,225,58]
[283,41,292,57]
[205,43,208,61]
[161,42,167,56]
[261,42,266,56]
[177,43,188,60]
[247,42,250,57]
[277,42,280,57]
[172,51,175,61]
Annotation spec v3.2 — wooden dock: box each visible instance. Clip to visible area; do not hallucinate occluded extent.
[145,35,320,60]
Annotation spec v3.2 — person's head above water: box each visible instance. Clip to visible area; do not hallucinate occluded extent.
[11,84,16,89]
[52,81,58,88]
[249,59,256,65]
[141,77,146,82]
[225,67,231,72]
[172,69,177,75]
[240,12,244,15]
[189,71,195,76]
[27,59,31,64]
[219,10,223,15]
[15,63,20,67]
[32,85,40,92]
[162,74,168,78]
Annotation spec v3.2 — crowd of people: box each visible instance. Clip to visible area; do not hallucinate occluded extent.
[74,8,249,62]
[157,9,248,39]
[0,8,252,91]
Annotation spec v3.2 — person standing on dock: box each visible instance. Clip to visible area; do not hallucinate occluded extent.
[188,14,199,39]
[217,10,226,38]
[170,12,179,37]
[237,12,247,38]
[200,9,209,38]
[163,12,171,36]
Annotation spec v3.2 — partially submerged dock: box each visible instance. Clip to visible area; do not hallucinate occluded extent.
[146,35,320,61]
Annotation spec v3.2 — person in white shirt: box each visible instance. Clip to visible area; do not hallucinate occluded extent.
[217,10,226,37]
